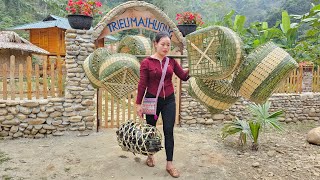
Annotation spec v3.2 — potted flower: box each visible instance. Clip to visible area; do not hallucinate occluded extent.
[66,0,103,30]
[176,12,204,36]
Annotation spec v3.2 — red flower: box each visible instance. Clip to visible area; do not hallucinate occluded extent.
[66,0,103,16]
[175,11,204,26]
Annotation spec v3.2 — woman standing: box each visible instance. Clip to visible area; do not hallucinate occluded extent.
[136,31,189,178]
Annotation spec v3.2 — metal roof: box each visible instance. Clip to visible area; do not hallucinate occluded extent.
[9,15,71,30]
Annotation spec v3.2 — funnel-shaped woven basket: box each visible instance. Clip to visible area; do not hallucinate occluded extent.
[99,53,140,99]
[188,77,240,115]
[117,35,152,57]
[231,42,298,104]
[116,120,163,156]
[91,47,112,77]
[83,53,106,89]
[186,26,244,80]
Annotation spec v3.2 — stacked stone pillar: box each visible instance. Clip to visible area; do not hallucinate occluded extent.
[65,29,96,131]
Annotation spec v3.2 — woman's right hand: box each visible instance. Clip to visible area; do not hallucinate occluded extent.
[136,104,143,118]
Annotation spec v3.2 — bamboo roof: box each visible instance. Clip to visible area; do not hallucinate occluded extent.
[0,31,49,55]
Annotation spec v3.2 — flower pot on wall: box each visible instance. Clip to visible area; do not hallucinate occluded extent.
[177,24,197,37]
[67,14,93,30]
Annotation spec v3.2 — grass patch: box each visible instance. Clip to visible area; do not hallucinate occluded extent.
[1,175,13,180]
[0,151,11,165]
[64,167,71,172]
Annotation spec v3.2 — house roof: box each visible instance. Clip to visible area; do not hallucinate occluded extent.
[9,15,71,30]
[0,31,49,55]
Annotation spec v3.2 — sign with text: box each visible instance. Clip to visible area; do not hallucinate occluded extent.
[98,9,181,45]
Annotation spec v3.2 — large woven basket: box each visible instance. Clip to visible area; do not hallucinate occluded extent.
[186,26,244,80]
[116,120,162,156]
[117,35,152,56]
[99,53,140,99]
[83,53,106,89]
[188,77,240,115]
[231,42,298,104]
[91,47,112,77]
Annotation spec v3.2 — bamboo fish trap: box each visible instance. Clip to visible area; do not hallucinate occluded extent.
[116,120,163,156]
[99,53,140,99]
[83,53,105,89]
[231,42,298,104]
[82,48,112,89]
[188,77,240,114]
[91,47,112,77]
[117,35,152,56]
[186,26,244,80]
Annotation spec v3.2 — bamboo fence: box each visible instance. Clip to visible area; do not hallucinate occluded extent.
[0,55,65,100]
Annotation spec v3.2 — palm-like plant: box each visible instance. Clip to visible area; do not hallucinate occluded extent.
[247,101,284,130]
[221,101,284,151]
[221,118,251,146]
[247,101,284,150]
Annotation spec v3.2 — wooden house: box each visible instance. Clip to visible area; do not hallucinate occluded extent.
[10,15,70,57]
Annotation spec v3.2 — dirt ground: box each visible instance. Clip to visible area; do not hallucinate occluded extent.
[1,122,320,180]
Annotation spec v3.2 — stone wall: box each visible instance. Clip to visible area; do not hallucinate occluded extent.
[0,29,96,140]
[180,86,320,128]
[64,29,96,132]
[0,98,66,139]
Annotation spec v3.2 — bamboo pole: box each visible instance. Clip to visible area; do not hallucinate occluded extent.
[19,64,23,100]
[26,56,32,100]
[105,90,109,128]
[3,64,7,100]
[10,55,15,100]
[35,64,40,99]
[43,57,48,99]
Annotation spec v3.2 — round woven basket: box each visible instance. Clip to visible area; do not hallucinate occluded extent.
[186,26,244,80]
[116,120,162,156]
[91,47,112,77]
[188,77,240,114]
[117,35,152,56]
[83,53,106,89]
[99,53,140,99]
[231,42,298,104]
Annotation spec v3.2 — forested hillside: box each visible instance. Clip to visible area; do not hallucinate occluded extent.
[0,0,318,31]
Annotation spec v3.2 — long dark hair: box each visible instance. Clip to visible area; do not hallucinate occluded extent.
[154,31,171,43]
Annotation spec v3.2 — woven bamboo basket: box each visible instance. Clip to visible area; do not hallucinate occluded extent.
[186,26,244,80]
[91,47,112,77]
[117,35,152,56]
[116,120,162,156]
[99,53,140,99]
[83,53,106,89]
[231,42,298,104]
[188,77,240,114]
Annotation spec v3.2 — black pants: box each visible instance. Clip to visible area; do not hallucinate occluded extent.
[145,92,176,161]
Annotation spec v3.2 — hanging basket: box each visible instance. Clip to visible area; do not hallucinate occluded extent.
[82,53,105,89]
[116,120,163,156]
[186,26,244,80]
[117,35,152,57]
[99,53,140,99]
[177,24,197,37]
[188,77,240,115]
[231,42,298,104]
[91,48,112,76]
[67,14,93,30]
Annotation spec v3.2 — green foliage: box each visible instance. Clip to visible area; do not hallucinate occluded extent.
[221,101,284,150]
[0,151,10,165]
[249,121,260,150]
[247,101,284,131]
[221,118,251,145]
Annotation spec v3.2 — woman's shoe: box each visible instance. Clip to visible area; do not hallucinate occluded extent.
[166,168,180,178]
[146,156,155,167]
